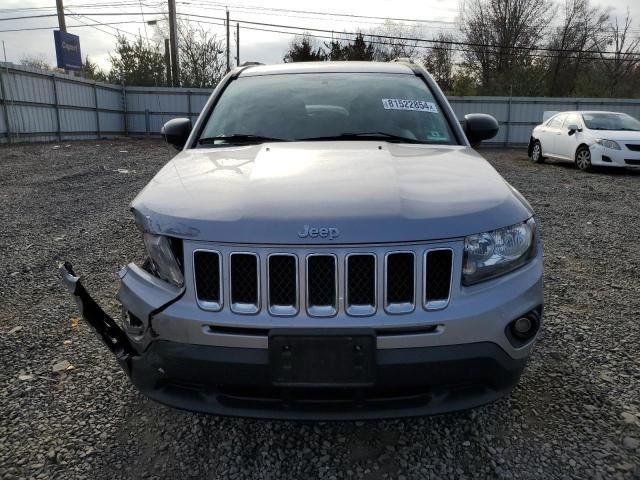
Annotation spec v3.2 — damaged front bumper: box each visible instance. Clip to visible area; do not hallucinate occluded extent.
[58,262,184,376]
[59,262,137,376]
[58,262,532,420]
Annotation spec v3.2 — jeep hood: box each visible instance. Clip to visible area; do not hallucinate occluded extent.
[132,142,533,244]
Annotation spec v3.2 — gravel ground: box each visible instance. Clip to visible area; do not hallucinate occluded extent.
[1,139,639,480]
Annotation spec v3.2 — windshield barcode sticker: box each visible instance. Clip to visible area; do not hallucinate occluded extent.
[382,99,438,113]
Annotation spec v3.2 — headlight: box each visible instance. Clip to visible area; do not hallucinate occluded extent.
[595,139,621,150]
[463,218,537,285]
[143,233,184,287]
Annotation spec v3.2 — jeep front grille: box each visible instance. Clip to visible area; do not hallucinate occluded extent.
[192,246,454,317]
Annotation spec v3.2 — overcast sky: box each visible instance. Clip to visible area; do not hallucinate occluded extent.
[0,0,638,72]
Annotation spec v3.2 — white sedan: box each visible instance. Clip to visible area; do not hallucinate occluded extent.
[528,111,640,171]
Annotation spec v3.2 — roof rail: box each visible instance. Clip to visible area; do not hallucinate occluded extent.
[240,61,264,67]
[392,57,414,64]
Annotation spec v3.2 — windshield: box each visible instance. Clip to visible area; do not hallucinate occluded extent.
[581,113,640,131]
[198,73,456,146]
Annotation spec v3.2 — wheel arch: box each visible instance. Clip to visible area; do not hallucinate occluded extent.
[574,142,590,159]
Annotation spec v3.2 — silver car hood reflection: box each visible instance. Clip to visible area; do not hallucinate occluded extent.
[132,141,532,244]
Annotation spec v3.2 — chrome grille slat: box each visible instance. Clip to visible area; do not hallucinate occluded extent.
[268,254,298,316]
[193,250,222,311]
[384,252,416,314]
[192,246,454,317]
[424,249,453,310]
[346,254,376,316]
[306,254,337,317]
[230,253,260,314]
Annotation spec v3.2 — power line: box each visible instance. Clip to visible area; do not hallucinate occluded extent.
[178,14,640,64]
[0,1,163,12]
[137,0,150,45]
[176,0,456,29]
[183,0,458,26]
[0,20,150,33]
[3,8,639,61]
[0,11,165,21]
[179,12,640,59]
[66,11,119,38]
[66,10,144,39]
[177,0,640,34]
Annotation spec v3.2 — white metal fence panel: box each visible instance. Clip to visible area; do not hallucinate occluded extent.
[2,63,640,145]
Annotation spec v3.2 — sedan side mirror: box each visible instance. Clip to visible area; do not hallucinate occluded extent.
[464,113,499,146]
[161,118,192,149]
[567,124,580,136]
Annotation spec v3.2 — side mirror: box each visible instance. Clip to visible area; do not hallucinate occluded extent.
[464,113,499,146]
[161,118,192,149]
[567,124,580,136]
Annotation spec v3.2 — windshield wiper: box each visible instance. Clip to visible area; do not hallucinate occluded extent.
[299,132,428,144]
[198,134,289,145]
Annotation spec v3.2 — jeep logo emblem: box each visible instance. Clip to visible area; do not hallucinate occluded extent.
[297,225,340,240]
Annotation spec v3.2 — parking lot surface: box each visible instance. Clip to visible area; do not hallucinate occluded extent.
[1,139,639,479]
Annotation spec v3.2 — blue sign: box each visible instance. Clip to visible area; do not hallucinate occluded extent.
[54,31,82,70]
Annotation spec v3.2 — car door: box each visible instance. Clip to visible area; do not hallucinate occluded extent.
[541,114,566,156]
[555,114,582,160]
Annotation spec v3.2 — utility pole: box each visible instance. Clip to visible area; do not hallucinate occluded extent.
[56,0,67,32]
[164,39,172,86]
[168,0,179,86]
[236,23,240,66]
[226,9,230,72]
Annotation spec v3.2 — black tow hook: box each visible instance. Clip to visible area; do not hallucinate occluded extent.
[58,262,137,375]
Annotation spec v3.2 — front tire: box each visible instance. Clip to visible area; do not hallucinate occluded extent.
[575,146,592,171]
[531,141,544,163]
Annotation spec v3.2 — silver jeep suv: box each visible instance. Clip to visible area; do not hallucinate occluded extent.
[61,61,543,420]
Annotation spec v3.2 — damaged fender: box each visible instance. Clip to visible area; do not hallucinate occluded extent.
[116,263,185,348]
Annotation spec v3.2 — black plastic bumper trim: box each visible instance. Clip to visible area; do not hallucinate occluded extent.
[127,339,527,420]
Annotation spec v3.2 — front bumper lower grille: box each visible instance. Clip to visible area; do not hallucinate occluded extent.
[193,246,454,317]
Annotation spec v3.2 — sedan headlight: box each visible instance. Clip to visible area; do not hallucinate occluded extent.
[595,139,621,150]
[463,218,537,285]
[143,233,184,287]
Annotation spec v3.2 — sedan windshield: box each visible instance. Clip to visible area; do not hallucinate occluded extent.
[581,113,640,131]
[198,73,456,146]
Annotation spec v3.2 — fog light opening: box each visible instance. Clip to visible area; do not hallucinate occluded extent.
[121,308,144,335]
[506,309,541,347]
[513,317,533,338]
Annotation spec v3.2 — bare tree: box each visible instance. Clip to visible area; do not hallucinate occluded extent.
[594,9,640,97]
[153,19,226,87]
[178,23,226,88]
[459,0,554,95]
[20,55,52,72]
[546,0,609,96]
[422,32,457,92]
[372,22,422,61]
